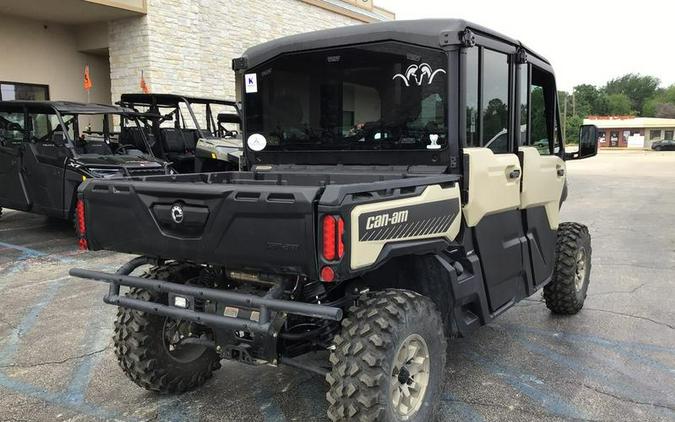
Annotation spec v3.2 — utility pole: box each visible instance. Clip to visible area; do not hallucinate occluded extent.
[572,92,576,116]
[563,93,567,142]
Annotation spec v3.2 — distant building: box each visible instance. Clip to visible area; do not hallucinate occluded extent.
[0,0,394,105]
[584,116,675,149]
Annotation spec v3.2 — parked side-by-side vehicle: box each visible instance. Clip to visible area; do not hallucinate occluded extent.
[117,94,242,173]
[70,19,599,422]
[0,101,171,229]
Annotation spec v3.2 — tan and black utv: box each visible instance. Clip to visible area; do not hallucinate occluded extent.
[71,19,598,422]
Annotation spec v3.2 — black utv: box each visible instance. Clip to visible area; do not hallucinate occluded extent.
[0,101,171,231]
[71,19,599,421]
[117,94,242,173]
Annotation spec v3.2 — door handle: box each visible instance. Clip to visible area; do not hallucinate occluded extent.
[556,167,565,177]
[507,168,521,180]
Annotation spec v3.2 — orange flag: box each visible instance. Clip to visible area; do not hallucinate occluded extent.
[140,70,150,94]
[83,65,93,91]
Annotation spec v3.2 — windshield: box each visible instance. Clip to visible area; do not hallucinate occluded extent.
[244,42,448,151]
[60,113,149,157]
[188,102,240,139]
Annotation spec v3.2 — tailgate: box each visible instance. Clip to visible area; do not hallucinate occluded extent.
[79,178,321,275]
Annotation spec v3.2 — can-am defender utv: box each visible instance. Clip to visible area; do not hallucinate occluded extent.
[70,19,598,421]
[117,94,242,173]
[0,101,171,232]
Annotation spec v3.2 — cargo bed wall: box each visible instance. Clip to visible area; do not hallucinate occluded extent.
[81,178,321,276]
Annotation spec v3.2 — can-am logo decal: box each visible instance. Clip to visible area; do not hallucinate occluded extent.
[358,199,459,242]
[171,203,184,224]
[365,210,409,230]
[392,64,446,87]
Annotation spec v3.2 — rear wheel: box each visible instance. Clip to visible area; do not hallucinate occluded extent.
[326,289,446,422]
[544,222,592,314]
[113,262,221,393]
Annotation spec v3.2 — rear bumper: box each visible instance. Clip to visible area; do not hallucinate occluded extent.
[68,268,342,334]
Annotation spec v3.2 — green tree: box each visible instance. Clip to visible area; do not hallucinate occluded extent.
[565,115,583,144]
[604,73,660,115]
[642,84,675,116]
[606,93,634,115]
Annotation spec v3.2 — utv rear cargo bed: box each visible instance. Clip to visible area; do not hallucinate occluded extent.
[79,170,457,276]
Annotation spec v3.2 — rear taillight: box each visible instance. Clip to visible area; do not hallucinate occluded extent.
[322,215,345,261]
[76,199,88,250]
[337,217,345,259]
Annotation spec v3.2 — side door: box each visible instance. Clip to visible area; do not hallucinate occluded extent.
[461,43,528,312]
[517,62,566,288]
[0,108,31,211]
[21,109,68,216]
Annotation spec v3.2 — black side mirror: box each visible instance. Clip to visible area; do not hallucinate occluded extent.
[565,125,598,160]
[52,132,66,147]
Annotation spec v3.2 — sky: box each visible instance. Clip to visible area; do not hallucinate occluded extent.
[377,0,675,91]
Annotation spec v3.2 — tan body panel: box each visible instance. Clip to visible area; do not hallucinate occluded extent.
[519,146,566,229]
[462,148,521,227]
[349,184,461,270]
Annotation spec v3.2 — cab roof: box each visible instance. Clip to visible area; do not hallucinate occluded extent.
[0,100,133,114]
[238,18,549,70]
[119,93,237,107]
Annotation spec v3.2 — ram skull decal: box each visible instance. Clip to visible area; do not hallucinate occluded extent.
[392,63,446,87]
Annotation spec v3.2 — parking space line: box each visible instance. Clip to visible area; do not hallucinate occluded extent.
[502,324,675,371]
[0,241,76,264]
[440,392,486,422]
[0,278,65,366]
[0,372,126,420]
[65,318,112,404]
[463,351,587,420]
[0,241,47,258]
[256,388,287,422]
[157,397,199,422]
[507,331,675,412]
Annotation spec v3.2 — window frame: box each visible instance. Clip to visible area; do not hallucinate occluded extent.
[518,63,564,157]
[0,81,50,101]
[460,39,518,154]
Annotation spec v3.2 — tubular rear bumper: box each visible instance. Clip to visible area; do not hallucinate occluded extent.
[68,268,343,334]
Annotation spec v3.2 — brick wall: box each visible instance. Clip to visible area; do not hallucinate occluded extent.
[108,0,363,103]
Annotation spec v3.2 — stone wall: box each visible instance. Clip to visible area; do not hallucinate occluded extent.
[109,0,364,103]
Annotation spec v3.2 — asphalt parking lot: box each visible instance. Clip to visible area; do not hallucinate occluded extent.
[0,150,674,422]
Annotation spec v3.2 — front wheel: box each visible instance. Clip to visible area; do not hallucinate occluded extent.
[544,222,592,314]
[113,263,221,393]
[326,289,447,422]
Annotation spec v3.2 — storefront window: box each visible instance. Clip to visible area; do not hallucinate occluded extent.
[0,82,50,101]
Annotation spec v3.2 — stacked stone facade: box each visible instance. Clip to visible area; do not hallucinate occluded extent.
[108,0,369,103]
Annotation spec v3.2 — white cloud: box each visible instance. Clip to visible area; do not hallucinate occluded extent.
[377,0,675,91]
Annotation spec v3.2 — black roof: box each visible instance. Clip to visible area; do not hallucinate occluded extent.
[119,93,237,107]
[240,19,549,70]
[0,100,133,114]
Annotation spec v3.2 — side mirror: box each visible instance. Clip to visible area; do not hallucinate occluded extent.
[52,132,66,147]
[565,125,598,160]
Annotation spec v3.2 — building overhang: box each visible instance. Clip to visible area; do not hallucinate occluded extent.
[0,0,146,25]
[301,0,394,23]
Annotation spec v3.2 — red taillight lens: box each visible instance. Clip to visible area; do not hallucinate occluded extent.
[320,266,335,282]
[76,199,88,250]
[337,217,345,258]
[322,215,337,261]
[322,215,345,261]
